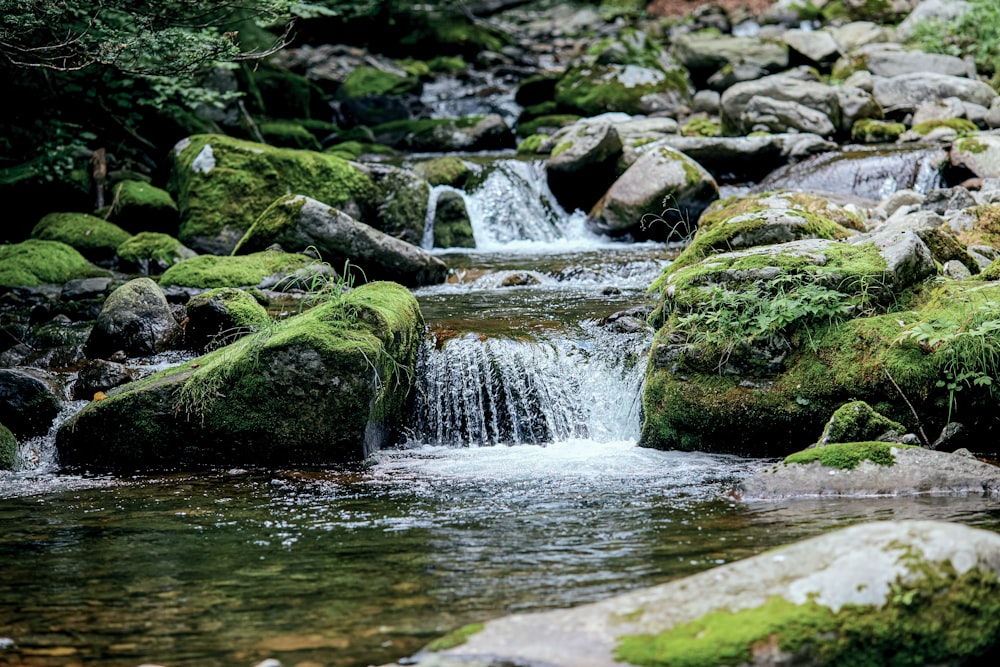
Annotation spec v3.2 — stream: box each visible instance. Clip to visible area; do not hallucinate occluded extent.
[2,156,1000,667]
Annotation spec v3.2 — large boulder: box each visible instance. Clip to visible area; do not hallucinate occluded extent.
[235,195,448,287]
[83,278,183,360]
[103,180,180,235]
[670,32,789,77]
[650,134,836,182]
[369,116,514,153]
[159,249,334,292]
[168,134,374,255]
[354,163,431,245]
[740,445,1000,499]
[430,190,475,249]
[872,72,997,115]
[721,75,841,136]
[57,282,424,470]
[183,287,271,352]
[335,65,421,127]
[950,134,1000,179]
[385,521,1000,667]
[0,240,110,289]
[30,213,132,267]
[116,232,198,275]
[0,368,62,439]
[588,144,718,241]
[545,121,623,213]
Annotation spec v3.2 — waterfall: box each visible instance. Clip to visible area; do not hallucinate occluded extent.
[410,322,649,447]
[421,184,466,250]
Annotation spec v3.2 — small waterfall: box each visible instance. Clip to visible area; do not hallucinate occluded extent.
[463,160,598,249]
[421,184,466,250]
[13,400,86,472]
[411,323,648,447]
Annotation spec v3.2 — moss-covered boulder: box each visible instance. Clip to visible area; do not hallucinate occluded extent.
[386,521,1000,667]
[588,144,718,240]
[740,446,1000,499]
[816,400,906,446]
[258,121,323,151]
[104,180,179,235]
[0,423,15,470]
[168,134,373,255]
[413,156,470,188]
[0,368,62,439]
[335,66,421,127]
[643,266,1000,456]
[184,288,270,352]
[430,190,475,249]
[56,282,424,470]
[851,118,906,143]
[117,232,198,275]
[83,278,183,360]
[671,191,858,272]
[356,163,431,245]
[950,133,1000,179]
[721,74,841,137]
[30,212,132,266]
[545,121,624,213]
[0,240,110,288]
[159,249,332,291]
[235,195,448,287]
[370,116,515,153]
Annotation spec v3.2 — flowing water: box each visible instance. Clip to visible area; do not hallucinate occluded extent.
[2,156,999,667]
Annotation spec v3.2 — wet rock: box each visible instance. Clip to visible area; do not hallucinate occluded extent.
[0,368,62,439]
[950,133,1000,179]
[413,157,470,189]
[721,74,840,136]
[355,164,431,245]
[872,72,996,115]
[500,272,541,287]
[83,278,183,360]
[385,521,1000,667]
[588,144,717,241]
[72,359,139,400]
[116,232,198,275]
[922,186,976,214]
[739,447,1000,499]
[235,195,448,287]
[335,65,421,127]
[651,134,833,182]
[371,115,515,153]
[184,288,270,352]
[0,423,14,470]
[932,421,965,450]
[545,122,622,213]
[159,250,335,293]
[57,282,424,470]
[432,190,475,249]
[61,277,113,301]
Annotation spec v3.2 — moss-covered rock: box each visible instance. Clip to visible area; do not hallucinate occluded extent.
[816,400,906,446]
[184,287,270,352]
[555,63,691,117]
[431,190,475,249]
[104,180,179,235]
[117,232,198,275]
[369,116,515,153]
[413,157,470,189]
[0,239,110,288]
[84,278,183,360]
[168,134,374,255]
[358,164,431,245]
[56,282,424,470]
[0,423,15,470]
[159,249,330,291]
[851,118,906,143]
[0,368,62,439]
[912,117,978,136]
[30,212,132,265]
[516,114,582,138]
[259,121,323,151]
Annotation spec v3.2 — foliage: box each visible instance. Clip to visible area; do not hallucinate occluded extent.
[906,0,1000,77]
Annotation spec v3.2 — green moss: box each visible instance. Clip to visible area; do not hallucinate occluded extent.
[551,140,573,157]
[517,134,546,154]
[617,561,1000,667]
[681,117,721,137]
[169,134,373,250]
[0,423,15,470]
[818,400,905,445]
[111,180,177,215]
[259,121,322,151]
[413,156,470,188]
[851,119,906,143]
[338,66,419,98]
[911,118,978,136]
[516,114,581,137]
[159,249,316,289]
[957,136,989,154]
[427,55,467,73]
[188,287,270,330]
[117,232,192,267]
[30,212,132,255]
[785,441,918,469]
[0,239,110,287]
[427,623,485,652]
[980,259,1000,281]
[555,63,691,117]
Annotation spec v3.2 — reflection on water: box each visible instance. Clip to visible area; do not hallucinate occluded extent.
[2,444,999,667]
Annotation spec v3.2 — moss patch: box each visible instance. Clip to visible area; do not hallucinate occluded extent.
[118,232,192,268]
[912,118,978,136]
[105,179,179,234]
[681,117,721,137]
[413,156,470,188]
[427,623,485,652]
[31,212,132,257]
[818,400,905,445]
[851,119,906,143]
[337,66,420,98]
[159,250,316,289]
[555,63,690,117]
[0,423,15,470]
[785,441,919,469]
[0,239,110,287]
[517,134,547,154]
[259,121,323,151]
[516,114,581,137]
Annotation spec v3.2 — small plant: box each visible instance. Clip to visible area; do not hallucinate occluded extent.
[906,0,1000,78]
[640,194,696,244]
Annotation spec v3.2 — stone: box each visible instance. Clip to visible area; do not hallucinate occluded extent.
[837,86,883,134]
[384,521,1000,667]
[554,62,692,118]
[671,32,789,74]
[0,368,62,439]
[235,195,448,288]
[588,144,717,241]
[847,227,936,288]
[184,288,270,352]
[83,278,183,360]
[72,359,138,400]
[912,97,968,126]
[830,21,891,52]
[103,180,180,235]
[816,400,905,446]
[782,29,841,67]
[872,72,996,115]
[30,213,132,267]
[0,423,15,470]
[691,90,720,115]
[721,74,840,136]
[741,96,837,137]
[431,190,475,249]
[159,250,335,292]
[864,47,969,79]
[370,115,515,153]
[57,282,424,470]
[355,163,431,246]
[61,277,113,301]
[740,448,1000,499]
[545,122,623,213]
[944,258,973,279]
[706,63,770,92]
[950,134,1000,179]
[116,233,198,275]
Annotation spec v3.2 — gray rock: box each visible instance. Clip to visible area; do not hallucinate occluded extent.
[986,98,1000,129]
[238,195,448,287]
[741,96,837,137]
[588,144,717,239]
[721,74,840,135]
[184,287,270,352]
[0,368,62,439]
[912,96,968,125]
[865,47,969,79]
[837,85,883,134]
[671,33,788,73]
[950,133,1000,178]
[706,63,769,92]
[61,277,113,301]
[873,72,997,114]
[650,134,833,182]
[373,115,514,153]
[546,122,623,213]
[739,448,1000,499]
[385,521,1000,667]
[72,359,138,400]
[782,29,841,67]
[943,258,973,279]
[847,227,936,287]
[880,189,925,217]
[830,21,892,52]
[691,89,720,115]
[83,278,182,360]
